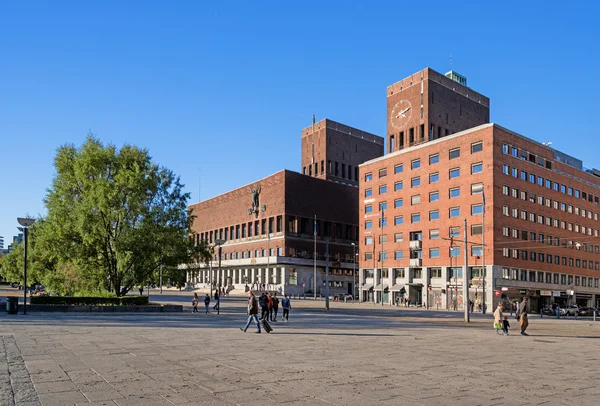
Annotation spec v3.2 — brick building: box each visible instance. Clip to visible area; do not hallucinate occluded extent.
[188,119,384,296]
[359,68,600,312]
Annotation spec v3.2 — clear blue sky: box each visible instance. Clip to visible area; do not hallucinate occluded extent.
[1,1,599,244]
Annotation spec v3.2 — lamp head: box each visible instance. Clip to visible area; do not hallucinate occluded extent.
[17,218,35,227]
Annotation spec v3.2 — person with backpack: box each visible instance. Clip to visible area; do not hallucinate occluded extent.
[204,294,210,314]
[240,292,261,333]
[271,293,280,322]
[259,292,269,320]
[281,294,291,321]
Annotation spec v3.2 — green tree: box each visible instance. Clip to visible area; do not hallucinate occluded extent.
[36,135,203,295]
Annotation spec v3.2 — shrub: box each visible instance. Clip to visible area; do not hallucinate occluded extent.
[30,296,150,306]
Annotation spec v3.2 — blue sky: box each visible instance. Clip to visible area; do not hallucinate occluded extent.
[1,1,599,244]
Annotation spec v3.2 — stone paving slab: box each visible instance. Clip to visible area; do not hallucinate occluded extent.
[2,295,600,405]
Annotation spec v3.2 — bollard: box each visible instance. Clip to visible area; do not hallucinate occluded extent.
[594,311,596,322]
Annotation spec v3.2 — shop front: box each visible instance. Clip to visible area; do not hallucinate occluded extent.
[447,285,463,311]
[407,283,423,306]
[576,293,593,307]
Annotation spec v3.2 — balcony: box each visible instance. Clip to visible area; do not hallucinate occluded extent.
[409,258,422,267]
[409,240,422,250]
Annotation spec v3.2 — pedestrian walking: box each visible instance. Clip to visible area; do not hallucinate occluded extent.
[271,293,279,322]
[281,294,291,321]
[192,293,199,313]
[502,316,510,335]
[267,293,274,321]
[493,303,504,334]
[213,290,220,311]
[259,292,269,320]
[518,297,529,336]
[204,294,210,314]
[240,292,261,333]
[139,286,144,296]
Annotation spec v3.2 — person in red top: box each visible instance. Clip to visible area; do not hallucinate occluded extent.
[267,293,274,321]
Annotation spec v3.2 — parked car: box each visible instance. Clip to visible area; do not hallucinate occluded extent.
[560,304,579,316]
[578,307,598,317]
[541,306,555,315]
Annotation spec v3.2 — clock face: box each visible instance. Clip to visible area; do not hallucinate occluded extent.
[390,100,412,129]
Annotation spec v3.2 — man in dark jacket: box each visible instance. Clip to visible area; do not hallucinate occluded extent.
[240,292,261,333]
[259,292,269,320]
[271,293,280,322]
[213,290,220,311]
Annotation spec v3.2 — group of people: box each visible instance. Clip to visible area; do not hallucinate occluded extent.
[240,291,292,333]
[494,297,529,336]
[192,292,212,314]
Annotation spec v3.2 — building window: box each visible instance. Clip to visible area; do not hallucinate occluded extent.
[394,251,404,259]
[430,191,440,202]
[471,142,483,153]
[430,210,440,220]
[365,237,373,245]
[411,159,420,169]
[471,224,483,236]
[430,172,439,183]
[411,213,421,223]
[394,164,403,174]
[429,229,440,239]
[471,162,483,174]
[449,168,460,179]
[394,232,403,242]
[365,173,372,181]
[379,168,387,178]
[379,202,387,211]
[449,207,460,218]
[429,154,439,164]
[471,204,484,215]
[411,195,421,205]
[502,164,509,175]
[379,185,387,194]
[430,248,440,258]
[365,221,372,229]
[449,148,460,159]
[365,205,373,213]
[394,181,403,191]
[394,216,403,225]
[471,245,483,256]
[449,226,460,237]
[394,198,403,208]
[449,187,460,199]
[450,247,460,257]
[411,177,421,187]
[365,189,372,197]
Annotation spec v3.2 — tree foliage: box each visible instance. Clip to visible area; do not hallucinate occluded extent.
[4,135,208,296]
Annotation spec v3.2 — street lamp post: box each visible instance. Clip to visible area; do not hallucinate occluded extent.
[215,239,226,315]
[325,237,330,311]
[17,218,35,315]
[351,243,357,301]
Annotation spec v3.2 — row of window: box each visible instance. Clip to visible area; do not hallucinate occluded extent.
[364,267,481,280]
[303,159,358,182]
[502,226,600,254]
[365,165,482,197]
[365,141,483,182]
[502,267,600,288]
[501,152,600,206]
[501,248,600,270]
[365,203,483,229]
[502,184,599,223]
[501,204,599,238]
[198,216,283,244]
[363,245,483,261]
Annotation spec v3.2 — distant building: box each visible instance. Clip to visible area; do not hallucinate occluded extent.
[0,236,3,250]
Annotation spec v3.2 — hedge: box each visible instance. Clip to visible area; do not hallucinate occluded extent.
[30,296,150,306]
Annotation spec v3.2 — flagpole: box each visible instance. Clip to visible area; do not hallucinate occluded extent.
[482,185,486,314]
[314,214,317,300]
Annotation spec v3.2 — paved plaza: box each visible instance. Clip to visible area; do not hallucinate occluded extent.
[1,291,600,406]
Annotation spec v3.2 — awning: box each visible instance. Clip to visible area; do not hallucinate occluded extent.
[407,283,423,287]
[374,284,389,291]
[390,285,404,292]
[361,284,373,290]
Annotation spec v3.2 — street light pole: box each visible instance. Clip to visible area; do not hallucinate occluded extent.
[159,264,163,294]
[352,243,356,301]
[17,218,35,315]
[463,219,470,323]
[214,239,226,315]
[314,215,317,299]
[325,237,330,310]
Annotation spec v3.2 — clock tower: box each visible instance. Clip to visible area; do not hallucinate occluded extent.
[386,68,490,154]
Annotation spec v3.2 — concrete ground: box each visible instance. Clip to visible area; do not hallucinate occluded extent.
[1,290,600,406]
